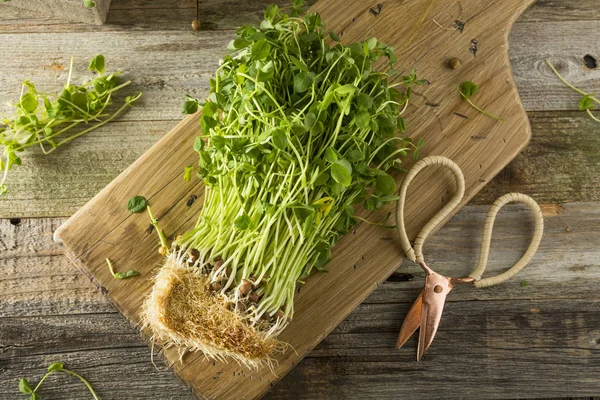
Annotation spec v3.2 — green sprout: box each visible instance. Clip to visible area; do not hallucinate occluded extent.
[106,258,139,279]
[0,54,142,196]
[457,81,504,122]
[19,362,98,400]
[127,195,169,255]
[546,59,600,123]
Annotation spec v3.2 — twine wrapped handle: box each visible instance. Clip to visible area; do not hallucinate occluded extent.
[395,156,544,288]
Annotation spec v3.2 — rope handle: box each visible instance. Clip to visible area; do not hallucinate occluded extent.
[470,193,544,288]
[395,156,465,264]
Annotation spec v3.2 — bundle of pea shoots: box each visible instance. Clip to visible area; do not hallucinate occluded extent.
[143,2,424,367]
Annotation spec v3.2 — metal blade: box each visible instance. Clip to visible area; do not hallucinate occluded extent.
[396,289,424,349]
[416,272,454,361]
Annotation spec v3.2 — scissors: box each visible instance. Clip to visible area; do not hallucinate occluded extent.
[395,156,544,361]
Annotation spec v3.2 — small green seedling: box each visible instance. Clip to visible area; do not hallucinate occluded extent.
[127,195,169,255]
[106,258,139,279]
[0,54,142,196]
[458,81,504,122]
[19,362,98,400]
[546,59,600,123]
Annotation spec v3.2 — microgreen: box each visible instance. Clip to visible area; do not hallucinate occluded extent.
[172,2,422,333]
[127,195,169,255]
[457,81,504,122]
[106,258,139,279]
[18,362,99,400]
[546,59,600,123]
[127,195,148,213]
[82,0,96,8]
[0,55,141,196]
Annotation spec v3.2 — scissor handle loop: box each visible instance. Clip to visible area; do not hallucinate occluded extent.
[395,156,465,264]
[470,193,544,288]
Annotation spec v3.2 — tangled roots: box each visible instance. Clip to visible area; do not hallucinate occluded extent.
[143,254,282,367]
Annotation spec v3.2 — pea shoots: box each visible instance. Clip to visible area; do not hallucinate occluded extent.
[143,1,422,366]
[0,54,141,195]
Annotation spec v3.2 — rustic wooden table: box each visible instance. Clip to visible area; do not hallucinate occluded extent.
[0,1,599,399]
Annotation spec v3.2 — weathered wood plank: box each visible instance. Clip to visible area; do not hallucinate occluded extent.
[509,20,600,112]
[1,202,598,398]
[0,110,597,218]
[198,0,600,30]
[0,0,111,25]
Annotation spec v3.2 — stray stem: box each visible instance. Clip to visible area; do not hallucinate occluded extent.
[587,109,600,122]
[32,367,98,400]
[546,59,600,104]
[61,368,99,400]
[147,205,169,252]
[106,258,117,278]
[466,98,504,122]
[457,86,504,122]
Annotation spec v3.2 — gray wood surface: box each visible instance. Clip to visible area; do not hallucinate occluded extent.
[0,0,111,25]
[0,0,599,399]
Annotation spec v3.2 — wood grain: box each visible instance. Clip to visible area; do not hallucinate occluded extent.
[52,0,539,398]
[1,18,599,216]
[0,0,111,24]
[2,202,599,399]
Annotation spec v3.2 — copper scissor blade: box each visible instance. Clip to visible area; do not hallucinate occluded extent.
[396,289,424,349]
[416,271,454,361]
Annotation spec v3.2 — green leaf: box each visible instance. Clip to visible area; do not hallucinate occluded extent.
[335,84,356,96]
[127,195,148,213]
[193,136,204,152]
[182,99,198,114]
[183,165,193,182]
[31,393,39,400]
[397,117,406,133]
[324,148,338,163]
[19,93,38,113]
[346,149,364,162]
[202,101,218,118]
[366,37,377,51]
[357,93,373,109]
[88,54,105,74]
[459,81,479,99]
[264,3,279,20]
[294,71,315,94]
[19,378,32,394]
[272,129,288,150]
[329,31,341,42]
[252,39,271,60]
[83,0,96,8]
[115,269,140,279]
[48,362,64,372]
[331,160,352,186]
[354,110,370,129]
[376,173,396,195]
[234,214,252,230]
[579,95,595,111]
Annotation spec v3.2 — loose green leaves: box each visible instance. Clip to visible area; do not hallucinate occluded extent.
[458,81,504,122]
[459,81,479,100]
[88,54,105,74]
[19,362,98,400]
[1,54,140,196]
[546,59,600,124]
[19,378,32,394]
[107,258,140,280]
[579,95,595,111]
[127,195,148,213]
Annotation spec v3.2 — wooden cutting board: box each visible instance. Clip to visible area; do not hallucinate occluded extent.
[54,0,534,398]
